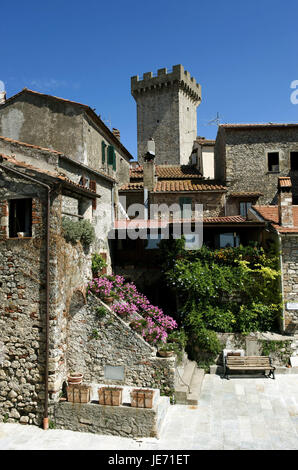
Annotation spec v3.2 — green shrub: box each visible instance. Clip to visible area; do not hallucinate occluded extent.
[92,253,107,276]
[62,217,95,248]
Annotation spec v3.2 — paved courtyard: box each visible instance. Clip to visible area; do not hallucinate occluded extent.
[1,374,298,450]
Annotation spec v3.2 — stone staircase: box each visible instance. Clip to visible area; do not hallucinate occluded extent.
[174,353,205,405]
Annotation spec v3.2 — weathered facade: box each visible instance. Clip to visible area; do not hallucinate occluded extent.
[214,123,298,214]
[131,65,201,165]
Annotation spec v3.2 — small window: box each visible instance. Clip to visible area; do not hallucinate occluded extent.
[9,198,32,238]
[290,151,298,171]
[268,152,279,172]
[240,201,252,217]
[219,232,240,248]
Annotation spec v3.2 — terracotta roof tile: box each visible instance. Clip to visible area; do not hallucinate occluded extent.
[278,177,292,188]
[0,154,99,197]
[252,205,298,233]
[221,123,298,130]
[0,135,63,155]
[120,179,226,192]
[130,165,203,180]
[230,191,263,198]
[153,180,226,192]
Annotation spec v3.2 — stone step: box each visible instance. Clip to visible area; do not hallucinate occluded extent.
[186,368,205,405]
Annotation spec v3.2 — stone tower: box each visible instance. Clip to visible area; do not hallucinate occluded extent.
[131,64,201,165]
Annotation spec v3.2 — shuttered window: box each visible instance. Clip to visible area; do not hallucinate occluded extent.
[102,141,106,164]
[89,180,97,210]
[107,145,116,171]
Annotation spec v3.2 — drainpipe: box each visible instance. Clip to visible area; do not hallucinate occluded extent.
[0,160,51,430]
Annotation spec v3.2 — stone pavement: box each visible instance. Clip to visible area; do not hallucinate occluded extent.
[1,374,298,450]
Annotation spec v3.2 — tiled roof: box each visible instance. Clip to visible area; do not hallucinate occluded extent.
[0,154,99,197]
[230,191,263,198]
[120,182,144,190]
[195,138,215,146]
[114,215,259,230]
[130,165,203,180]
[278,177,292,188]
[153,180,226,192]
[0,135,115,183]
[221,123,298,130]
[120,180,226,192]
[0,135,63,155]
[252,205,298,233]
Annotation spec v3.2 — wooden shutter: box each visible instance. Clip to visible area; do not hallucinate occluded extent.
[89,180,97,210]
[102,141,106,164]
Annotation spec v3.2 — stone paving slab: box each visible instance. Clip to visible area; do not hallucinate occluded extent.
[0,375,298,450]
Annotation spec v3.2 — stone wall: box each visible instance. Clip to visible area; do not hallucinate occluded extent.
[0,173,92,424]
[280,234,298,332]
[150,191,225,218]
[214,126,298,206]
[66,295,176,396]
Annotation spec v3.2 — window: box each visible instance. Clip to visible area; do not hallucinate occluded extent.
[219,232,240,248]
[179,197,192,219]
[107,145,116,171]
[239,201,252,217]
[267,152,279,172]
[9,198,32,238]
[101,141,107,165]
[290,151,298,171]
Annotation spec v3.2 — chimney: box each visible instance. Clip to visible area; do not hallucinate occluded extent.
[0,91,6,105]
[143,139,156,191]
[278,177,293,227]
[112,128,120,140]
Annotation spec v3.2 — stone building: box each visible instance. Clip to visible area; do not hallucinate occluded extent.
[248,176,298,333]
[131,65,202,165]
[214,123,298,215]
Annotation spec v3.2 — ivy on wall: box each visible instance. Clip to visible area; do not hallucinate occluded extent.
[159,239,282,368]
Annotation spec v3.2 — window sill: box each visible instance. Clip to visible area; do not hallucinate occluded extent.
[267,171,280,174]
[8,237,33,240]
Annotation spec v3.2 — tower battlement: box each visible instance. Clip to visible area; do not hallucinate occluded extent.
[131,64,201,103]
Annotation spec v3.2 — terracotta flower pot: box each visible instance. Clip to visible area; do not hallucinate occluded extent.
[98,387,123,406]
[131,389,154,409]
[67,384,91,403]
[103,296,114,305]
[158,350,174,357]
[67,372,83,385]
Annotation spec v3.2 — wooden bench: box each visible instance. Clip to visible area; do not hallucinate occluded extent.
[224,355,275,380]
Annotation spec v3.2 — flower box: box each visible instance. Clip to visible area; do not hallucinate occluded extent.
[98,387,123,406]
[158,350,174,357]
[67,384,91,403]
[130,389,154,409]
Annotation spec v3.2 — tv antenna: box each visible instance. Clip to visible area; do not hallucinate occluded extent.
[207,112,223,126]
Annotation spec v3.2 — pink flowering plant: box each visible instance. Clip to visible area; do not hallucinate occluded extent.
[87,274,177,345]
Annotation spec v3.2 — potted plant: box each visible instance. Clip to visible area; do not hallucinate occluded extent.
[157,342,176,357]
[67,372,83,385]
[98,386,123,406]
[130,388,155,409]
[67,384,91,403]
[92,253,107,277]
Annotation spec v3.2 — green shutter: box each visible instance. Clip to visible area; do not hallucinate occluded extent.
[108,145,116,170]
[102,141,106,164]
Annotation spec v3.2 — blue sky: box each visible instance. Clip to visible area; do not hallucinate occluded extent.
[2,0,298,158]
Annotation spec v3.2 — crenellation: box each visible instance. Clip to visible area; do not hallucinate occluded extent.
[131,64,201,164]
